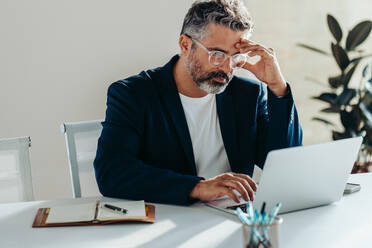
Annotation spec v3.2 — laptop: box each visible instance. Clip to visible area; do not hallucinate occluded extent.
[206,137,363,214]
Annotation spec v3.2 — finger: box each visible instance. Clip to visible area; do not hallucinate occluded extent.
[241,45,273,58]
[247,49,273,59]
[242,61,258,72]
[219,173,256,197]
[243,40,269,51]
[237,40,271,53]
[231,173,258,192]
[246,47,273,57]
[235,39,256,48]
[222,180,249,201]
[219,172,234,181]
[220,187,240,203]
[225,175,255,201]
[238,45,262,54]
[228,176,255,200]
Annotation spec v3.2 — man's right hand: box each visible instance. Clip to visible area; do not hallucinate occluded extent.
[189,172,257,203]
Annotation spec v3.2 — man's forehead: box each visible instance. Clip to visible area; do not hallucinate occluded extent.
[202,23,252,47]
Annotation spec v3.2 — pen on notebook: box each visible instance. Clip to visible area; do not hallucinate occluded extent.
[103,204,128,214]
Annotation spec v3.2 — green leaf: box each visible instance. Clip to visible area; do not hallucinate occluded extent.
[331,43,350,71]
[296,43,330,56]
[346,20,372,51]
[336,88,357,106]
[327,14,343,43]
[340,109,361,131]
[312,117,335,126]
[321,106,340,113]
[312,92,338,104]
[332,131,351,140]
[360,100,372,124]
[366,131,372,148]
[328,75,343,89]
[350,57,362,63]
[343,63,358,88]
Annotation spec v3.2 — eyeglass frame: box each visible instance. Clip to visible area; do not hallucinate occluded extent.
[187,35,248,69]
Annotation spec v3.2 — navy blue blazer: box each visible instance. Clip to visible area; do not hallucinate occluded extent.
[94,55,302,205]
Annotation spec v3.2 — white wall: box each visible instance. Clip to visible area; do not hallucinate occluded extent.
[1,0,371,200]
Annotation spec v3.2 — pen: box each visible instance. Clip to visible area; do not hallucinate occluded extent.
[246,202,254,220]
[236,207,253,225]
[103,204,128,214]
[261,212,267,225]
[237,207,273,248]
[236,208,265,242]
[254,209,260,225]
[268,203,282,224]
[260,202,266,215]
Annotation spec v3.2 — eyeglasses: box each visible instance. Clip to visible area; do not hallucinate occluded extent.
[191,38,248,69]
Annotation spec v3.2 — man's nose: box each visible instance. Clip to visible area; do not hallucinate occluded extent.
[218,57,233,75]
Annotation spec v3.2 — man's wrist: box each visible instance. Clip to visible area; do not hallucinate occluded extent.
[189,180,203,199]
[268,82,288,98]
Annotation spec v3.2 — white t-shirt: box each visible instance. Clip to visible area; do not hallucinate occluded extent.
[179,93,231,179]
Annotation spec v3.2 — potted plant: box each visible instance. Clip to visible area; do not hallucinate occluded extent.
[297,14,372,173]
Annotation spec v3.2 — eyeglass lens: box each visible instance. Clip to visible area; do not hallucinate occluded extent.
[209,51,247,68]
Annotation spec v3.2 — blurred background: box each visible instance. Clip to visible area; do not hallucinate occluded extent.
[1,0,371,200]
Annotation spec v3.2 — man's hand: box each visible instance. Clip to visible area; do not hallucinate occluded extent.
[190,172,257,203]
[235,39,287,97]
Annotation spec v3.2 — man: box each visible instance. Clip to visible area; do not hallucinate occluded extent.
[94,0,302,206]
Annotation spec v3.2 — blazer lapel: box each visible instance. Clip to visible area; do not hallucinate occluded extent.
[151,55,239,175]
[153,56,197,175]
[216,85,238,171]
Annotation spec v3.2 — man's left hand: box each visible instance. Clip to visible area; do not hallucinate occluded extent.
[235,39,287,97]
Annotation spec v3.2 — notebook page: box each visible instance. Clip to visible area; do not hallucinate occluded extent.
[46,203,96,224]
[97,200,146,220]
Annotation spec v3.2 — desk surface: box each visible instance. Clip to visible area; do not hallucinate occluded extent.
[281,172,372,248]
[1,173,371,248]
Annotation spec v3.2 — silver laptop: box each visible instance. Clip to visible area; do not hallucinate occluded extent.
[206,137,363,214]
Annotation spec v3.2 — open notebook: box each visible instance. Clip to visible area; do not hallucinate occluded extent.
[32,200,155,227]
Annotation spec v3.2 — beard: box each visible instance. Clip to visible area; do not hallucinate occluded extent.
[185,51,233,94]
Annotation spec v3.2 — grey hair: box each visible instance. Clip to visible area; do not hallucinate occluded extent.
[180,0,254,41]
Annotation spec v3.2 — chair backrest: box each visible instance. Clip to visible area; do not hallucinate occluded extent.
[61,120,103,198]
[0,136,34,203]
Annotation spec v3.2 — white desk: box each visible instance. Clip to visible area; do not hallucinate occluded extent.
[1,173,371,248]
[281,172,372,248]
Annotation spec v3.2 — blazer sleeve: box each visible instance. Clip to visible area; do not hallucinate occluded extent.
[94,81,203,205]
[255,83,303,168]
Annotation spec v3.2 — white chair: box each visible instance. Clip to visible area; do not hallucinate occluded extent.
[61,120,103,198]
[0,136,34,203]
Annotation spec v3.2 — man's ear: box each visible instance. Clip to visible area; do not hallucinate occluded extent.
[179,34,192,56]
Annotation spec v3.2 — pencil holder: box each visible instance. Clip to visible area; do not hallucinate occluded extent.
[242,217,283,248]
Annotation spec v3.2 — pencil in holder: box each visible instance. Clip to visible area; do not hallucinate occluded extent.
[242,216,283,248]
